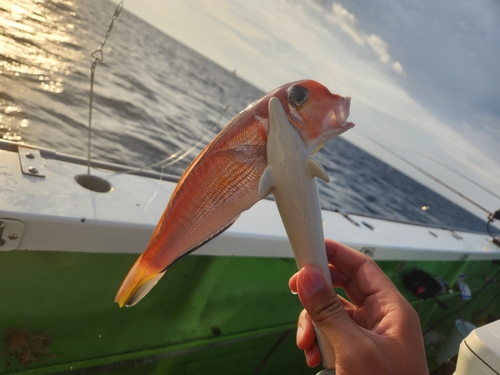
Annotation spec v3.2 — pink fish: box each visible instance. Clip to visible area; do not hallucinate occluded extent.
[115,80,354,307]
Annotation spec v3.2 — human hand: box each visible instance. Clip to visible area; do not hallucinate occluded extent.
[289,239,428,375]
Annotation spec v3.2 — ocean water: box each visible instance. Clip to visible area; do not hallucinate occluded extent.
[0,0,492,233]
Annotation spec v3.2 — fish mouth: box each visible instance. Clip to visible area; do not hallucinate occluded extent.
[333,96,355,129]
[309,96,355,154]
[322,96,355,133]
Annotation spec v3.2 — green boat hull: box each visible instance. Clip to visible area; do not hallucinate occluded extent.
[1,250,499,374]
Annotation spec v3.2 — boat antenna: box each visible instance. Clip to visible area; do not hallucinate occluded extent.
[76,1,124,193]
[361,134,493,216]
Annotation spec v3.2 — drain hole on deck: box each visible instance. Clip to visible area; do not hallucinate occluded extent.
[75,174,113,193]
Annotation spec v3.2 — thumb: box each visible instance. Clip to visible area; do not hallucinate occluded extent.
[296,264,357,344]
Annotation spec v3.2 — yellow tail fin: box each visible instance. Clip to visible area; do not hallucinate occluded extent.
[115,255,166,307]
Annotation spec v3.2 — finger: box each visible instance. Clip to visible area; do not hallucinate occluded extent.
[332,294,371,329]
[296,311,323,368]
[296,310,316,350]
[337,294,355,314]
[291,264,342,293]
[326,240,405,330]
[291,240,392,308]
[304,341,322,368]
[290,240,376,303]
[291,262,365,306]
[325,239,399,297]
[291,268,365,308]
[330,269,366,306]
[289,272,299,294]
[296,264,362,347]
[298,297,364,337]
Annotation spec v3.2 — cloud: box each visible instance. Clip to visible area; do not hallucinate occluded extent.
[325,3,405,75]
[391,61,404,75]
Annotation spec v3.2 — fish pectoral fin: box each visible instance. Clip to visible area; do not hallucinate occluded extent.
[258,165,274,198]
[307,156,330,183]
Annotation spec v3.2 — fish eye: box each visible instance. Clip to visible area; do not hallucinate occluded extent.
[287,85,309,108]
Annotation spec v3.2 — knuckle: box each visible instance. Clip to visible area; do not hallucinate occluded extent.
[308,295,345,325]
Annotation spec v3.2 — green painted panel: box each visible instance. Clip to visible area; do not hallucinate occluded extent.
[0,250,498,374]
[0,251,311,374]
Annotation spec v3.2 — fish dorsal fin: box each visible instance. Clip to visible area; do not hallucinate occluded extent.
[258,165,274,198]
[307,156,330,183]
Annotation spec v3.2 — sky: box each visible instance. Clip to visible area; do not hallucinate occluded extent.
[114,0,500,225]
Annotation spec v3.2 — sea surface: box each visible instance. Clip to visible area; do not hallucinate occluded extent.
[0,0,492,233]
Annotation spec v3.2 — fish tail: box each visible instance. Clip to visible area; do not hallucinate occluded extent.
[115,254,166,308]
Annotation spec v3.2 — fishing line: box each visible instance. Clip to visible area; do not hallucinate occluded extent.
[404,150,500,201]
[87,0,124,177]
[107,104,229,178]
[142,105,229,212]
[361,134,493,215]
[140,104,229,171]
[144,163,167,216]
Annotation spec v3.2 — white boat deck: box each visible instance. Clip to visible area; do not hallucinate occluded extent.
[1,145,499,261]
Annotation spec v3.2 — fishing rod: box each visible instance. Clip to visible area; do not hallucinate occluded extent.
[362,134,495,216]
[404,150,500,201]
[362,134,500,239]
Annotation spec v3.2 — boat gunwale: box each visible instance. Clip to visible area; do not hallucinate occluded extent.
[1,139,496,237]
